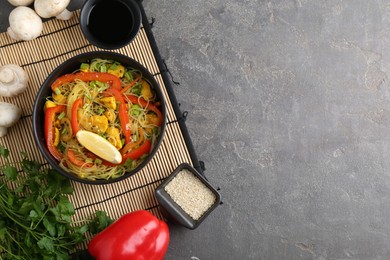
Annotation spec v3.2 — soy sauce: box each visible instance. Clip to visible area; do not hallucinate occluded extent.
[87,1,133,44]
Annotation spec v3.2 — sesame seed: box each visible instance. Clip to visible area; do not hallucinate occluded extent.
[164,169,216,220]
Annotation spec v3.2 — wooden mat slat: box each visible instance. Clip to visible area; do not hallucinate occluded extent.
[0,9,196,249]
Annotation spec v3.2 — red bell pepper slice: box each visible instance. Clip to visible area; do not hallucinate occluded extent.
[67,149,93,168]
[71,98,83,135]
[124,94,163,126]
[51,72,122,91]
[122,139,151,161]
[120,128,144,155]
[44,105,66,161]
[105,88,131,144]
[102,140,152,167]
[88,210,170,260]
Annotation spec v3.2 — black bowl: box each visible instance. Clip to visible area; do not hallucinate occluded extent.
[80,0,142,50]
[32,51,166,184]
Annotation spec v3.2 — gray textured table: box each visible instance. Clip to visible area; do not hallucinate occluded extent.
[2,1,390,259]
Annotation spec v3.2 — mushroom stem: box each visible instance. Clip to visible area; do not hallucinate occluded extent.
[0,68,15,84]
[0,102,22,138]
[0,64,29,97]
[0,126,8,138]
[6,27,21,41]
[56,9,73,20]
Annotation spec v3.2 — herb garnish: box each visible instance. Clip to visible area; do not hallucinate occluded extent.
[0,145,112,259]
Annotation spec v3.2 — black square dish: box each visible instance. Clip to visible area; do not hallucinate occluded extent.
[155,163,221,229]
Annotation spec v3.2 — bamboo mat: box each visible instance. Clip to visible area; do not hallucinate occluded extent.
[0,7,197,245]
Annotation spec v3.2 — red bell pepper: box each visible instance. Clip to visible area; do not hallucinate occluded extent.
[71,98,83,135]
[120,128,145,155]
[105,88,132,144]
[122,139,151,161]
[88,210,170,260]
[102,139,152,167]
[124,94,163,126]
[67,149,93,168]
[44,105,66,161]
[51,72,122,91]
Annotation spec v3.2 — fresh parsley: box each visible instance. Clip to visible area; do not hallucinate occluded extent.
[0,145,112,259]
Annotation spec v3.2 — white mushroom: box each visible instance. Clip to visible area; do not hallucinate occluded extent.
[0,64,28,97]
[7,6,43,41]
[34,0,73,20]
[0,102,22,137]
[7,0,34,6]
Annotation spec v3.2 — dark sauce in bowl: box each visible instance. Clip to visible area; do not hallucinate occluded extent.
[87,1,133,43]
[80,0,141,49]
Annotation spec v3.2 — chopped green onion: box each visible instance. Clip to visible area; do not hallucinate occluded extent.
[61,128,67,135]
[94,158,102,165]
[100,65,107,72]
[140,154,149,160]
[89,81,97,88]
[57,142,65,153]
[110,64,118,70]
[131,85,142,96]
[124,158,134,169]
[97,107,105,115]
[85,158,93,164]
[57,112,65,120]
[54,87,61,95]
[124,71,133,81]
[95,81,105,88]
[85,92,91,100]
[80,63,89,70]
[130,104,141,116]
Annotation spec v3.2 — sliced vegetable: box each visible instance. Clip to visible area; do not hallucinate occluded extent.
[51,72,121,91]
[120,128,144,155]
[67,149,93,168]
[71,98,83,135]
[80,63,90,72]
[122,139,151,161]
[44,105,66,161]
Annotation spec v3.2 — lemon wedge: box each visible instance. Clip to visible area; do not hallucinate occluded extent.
[76,130,122,164]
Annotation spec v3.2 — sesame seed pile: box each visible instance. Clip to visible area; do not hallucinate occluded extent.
[164,169,216,220]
